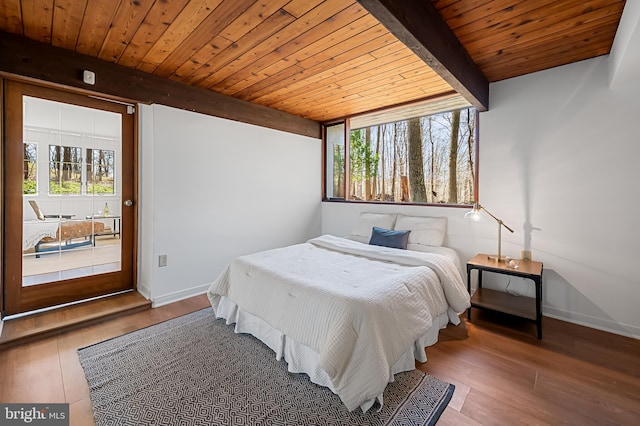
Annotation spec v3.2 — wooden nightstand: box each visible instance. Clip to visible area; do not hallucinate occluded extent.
[466,254,544,339]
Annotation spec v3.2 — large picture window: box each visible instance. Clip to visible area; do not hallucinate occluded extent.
[325,98,477,206]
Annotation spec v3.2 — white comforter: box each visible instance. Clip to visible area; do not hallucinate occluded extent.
[208,234,470,411]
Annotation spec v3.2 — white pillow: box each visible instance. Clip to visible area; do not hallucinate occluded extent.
[350,212,397,240]
[394,214,446,247]
[346,235,369,244]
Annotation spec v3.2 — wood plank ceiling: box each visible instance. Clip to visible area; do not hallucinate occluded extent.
[0,0,626,123]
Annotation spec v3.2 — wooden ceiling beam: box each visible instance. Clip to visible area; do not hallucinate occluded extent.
[0,31,320,139]
[357,0,489,111]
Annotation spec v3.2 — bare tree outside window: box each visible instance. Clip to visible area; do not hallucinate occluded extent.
[343,106,476,205]
[447,109,461,204]
[87,148,115,194]
[408,117,427,202]
[49,145,82,194]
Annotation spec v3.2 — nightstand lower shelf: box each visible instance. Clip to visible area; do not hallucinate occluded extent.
[470,288,536,321]
[467,254,544,339]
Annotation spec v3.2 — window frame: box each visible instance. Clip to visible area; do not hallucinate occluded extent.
[21,131,119,197]
[322,106,479,208]
[48,143,83,195]
[86,147,116,195]
[22,141,38,195]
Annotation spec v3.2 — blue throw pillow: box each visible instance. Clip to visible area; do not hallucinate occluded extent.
[369,226,411,250]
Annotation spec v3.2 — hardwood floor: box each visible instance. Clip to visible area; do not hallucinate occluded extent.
[422,310,640,425]
[1,295,638,425]
[0,294,209,426]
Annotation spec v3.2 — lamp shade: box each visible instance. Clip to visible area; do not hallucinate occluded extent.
[463,203,514,262]
[464,204,482,221]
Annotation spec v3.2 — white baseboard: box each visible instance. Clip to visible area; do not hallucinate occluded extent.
[0,319,4,338]
[151,283,211,308]
[544,306,640,340]
[137,282,151,301]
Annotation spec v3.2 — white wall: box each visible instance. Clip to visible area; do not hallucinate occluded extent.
[609,0,640,88]
[481,56,639,338]
[323,55,640,339]
[138,104,322,306]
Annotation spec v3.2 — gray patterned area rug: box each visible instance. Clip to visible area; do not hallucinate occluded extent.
[78,308,454,426]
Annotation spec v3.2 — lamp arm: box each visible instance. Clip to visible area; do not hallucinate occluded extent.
[478,204,515,233]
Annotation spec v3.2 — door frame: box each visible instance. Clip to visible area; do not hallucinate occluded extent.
[2,79,138,316]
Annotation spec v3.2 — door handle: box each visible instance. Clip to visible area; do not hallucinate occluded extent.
[124,199,134,207]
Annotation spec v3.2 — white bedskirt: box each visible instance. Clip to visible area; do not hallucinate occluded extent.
[211,295,452,412]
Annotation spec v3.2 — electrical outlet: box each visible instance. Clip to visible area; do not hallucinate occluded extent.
[521,250,532,261]
[158,254,168,267]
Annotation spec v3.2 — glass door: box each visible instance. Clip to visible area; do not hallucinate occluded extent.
[3,80,136,316]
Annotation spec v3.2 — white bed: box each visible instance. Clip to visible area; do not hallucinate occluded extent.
[208,214,470,412]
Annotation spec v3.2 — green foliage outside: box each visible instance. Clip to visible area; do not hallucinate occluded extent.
[333,145,345,196]
[23,180,37,194]
[87,182,114,194]
[48,181,114,194]
[349,129,379,182]
[49,181,82,195]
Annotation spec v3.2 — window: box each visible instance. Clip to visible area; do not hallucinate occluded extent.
[87,148,115,194]
[325,123,345,199]
[23,142,37,195]
[49,144,82,194]
[22,133,116,195]
[324,97,477,205]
